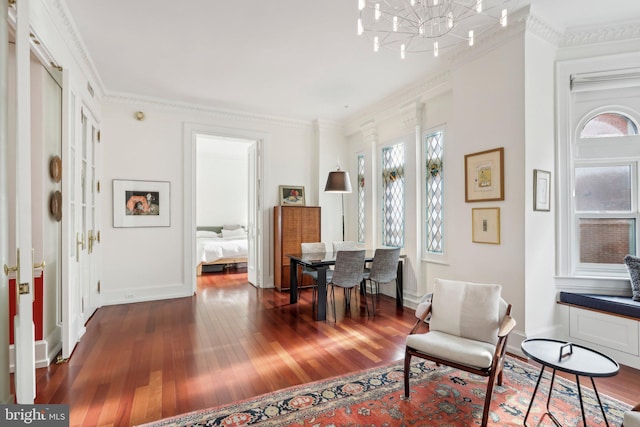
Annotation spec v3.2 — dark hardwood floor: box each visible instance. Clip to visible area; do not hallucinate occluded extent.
[32,268,640,426]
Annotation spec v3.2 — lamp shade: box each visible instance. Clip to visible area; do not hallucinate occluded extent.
[324,170,352,193]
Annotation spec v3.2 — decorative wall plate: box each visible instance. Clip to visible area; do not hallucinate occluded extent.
[49,155,62,183]
[49,191,62,222]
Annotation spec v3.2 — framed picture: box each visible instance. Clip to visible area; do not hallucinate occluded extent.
[465,147,504,202]
[472,207,500,244]
[534,169,551,211]
[279,185,305,206]
[113,179,170,227]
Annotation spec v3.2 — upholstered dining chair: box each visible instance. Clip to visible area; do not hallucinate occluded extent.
[327,250,367,321]
[362,247,401,313]
[300,242,331,309]
[332,241,363,252]
[404,278,516,427]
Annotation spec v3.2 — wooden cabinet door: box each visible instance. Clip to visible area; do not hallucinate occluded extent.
[301,207,320,243]
[274,206,321,290]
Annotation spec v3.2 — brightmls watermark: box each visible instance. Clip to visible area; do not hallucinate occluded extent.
[0,405,69,426]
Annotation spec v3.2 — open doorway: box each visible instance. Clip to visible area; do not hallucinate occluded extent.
[195,134,252,281]
[184,124,264,293]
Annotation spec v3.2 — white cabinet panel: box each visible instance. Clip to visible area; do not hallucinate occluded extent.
[569,307,639,356]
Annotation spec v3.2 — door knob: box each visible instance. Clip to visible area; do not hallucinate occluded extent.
[76,233,85,262]
[3,264,17,277]
[88,230,95,254]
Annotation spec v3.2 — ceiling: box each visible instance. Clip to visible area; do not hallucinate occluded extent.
[62,0,640,122]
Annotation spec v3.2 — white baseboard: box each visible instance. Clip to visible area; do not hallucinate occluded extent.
[10,339,50,372]
[100,282,194,306]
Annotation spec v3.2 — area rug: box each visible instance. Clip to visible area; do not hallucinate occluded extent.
[138,356,631,426]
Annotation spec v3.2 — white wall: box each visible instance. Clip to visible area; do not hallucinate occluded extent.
[344,24,529,353]
[523,30,558,338]
[99,98,345,303]
[418,34,526,345]
[196,138,249,227]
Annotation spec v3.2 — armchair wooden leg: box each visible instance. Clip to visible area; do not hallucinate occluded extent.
[481,374,498,427]
[404,350,412,398]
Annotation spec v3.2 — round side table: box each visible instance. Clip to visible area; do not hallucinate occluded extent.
[521,338,619,427]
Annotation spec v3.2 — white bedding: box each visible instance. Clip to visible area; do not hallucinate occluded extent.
[196,235,249,265]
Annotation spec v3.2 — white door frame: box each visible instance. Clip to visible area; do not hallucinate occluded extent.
[13,0,36,403]
[247,141,260,286]
[183,123,265,292]
[0,0,13,404]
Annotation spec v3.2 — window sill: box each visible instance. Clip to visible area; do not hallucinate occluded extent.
[555,275,632,295]
[422,257,449,266]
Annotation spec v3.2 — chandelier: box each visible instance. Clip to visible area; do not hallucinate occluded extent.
[357,0,518,58]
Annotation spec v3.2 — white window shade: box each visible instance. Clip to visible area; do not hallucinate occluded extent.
[571,68,640,92]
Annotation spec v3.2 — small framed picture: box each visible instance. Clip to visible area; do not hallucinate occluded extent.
[472,207,500,244]
[279,185,305,206]
[533,169,551,211]
[113,179,171,227]
[465,147,504,202]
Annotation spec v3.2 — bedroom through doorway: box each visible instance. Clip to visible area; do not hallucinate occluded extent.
[195,134,254,286]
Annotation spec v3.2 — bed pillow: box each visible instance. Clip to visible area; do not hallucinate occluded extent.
[623,255,640,301]
[223,224,242,231]
[222,228,246,238]
[196,230,218,238]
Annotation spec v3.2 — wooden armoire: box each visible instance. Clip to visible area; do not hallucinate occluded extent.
[273,205,321,291]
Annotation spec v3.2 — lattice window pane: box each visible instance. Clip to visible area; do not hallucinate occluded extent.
[425,131,444,254]
[357,155,366,243]
[382,144,404,247]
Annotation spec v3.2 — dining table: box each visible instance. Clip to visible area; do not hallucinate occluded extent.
[287,250,404,321]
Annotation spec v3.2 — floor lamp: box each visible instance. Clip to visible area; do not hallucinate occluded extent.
[324,166,352,241]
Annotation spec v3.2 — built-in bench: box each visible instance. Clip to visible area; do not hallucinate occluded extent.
[559,292,640,320]
[557,291,640,370]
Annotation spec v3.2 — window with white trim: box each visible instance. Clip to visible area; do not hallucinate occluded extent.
[567,77,640,277]
[424,130,444,254]
[382,143,404,247]
[357,155,365,243]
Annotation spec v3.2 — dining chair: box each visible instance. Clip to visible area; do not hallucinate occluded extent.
[327,250,367,321]
[363,247,401,313]
[300,242,331,309]
[404,278,516,427]
[332,241,363,252]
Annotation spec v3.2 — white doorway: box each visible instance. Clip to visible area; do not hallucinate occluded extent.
[195,135,253,281]
[183,124,264,292]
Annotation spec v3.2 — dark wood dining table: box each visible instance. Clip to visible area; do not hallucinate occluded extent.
[286,250,404,321]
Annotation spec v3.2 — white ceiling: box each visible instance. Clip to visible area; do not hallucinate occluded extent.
[62,0,640,122]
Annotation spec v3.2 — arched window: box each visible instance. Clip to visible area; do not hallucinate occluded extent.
[580,112,638,138]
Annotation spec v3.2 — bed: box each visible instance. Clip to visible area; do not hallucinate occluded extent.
[196,226,249,275]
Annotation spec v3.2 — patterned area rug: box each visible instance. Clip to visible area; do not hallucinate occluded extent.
[138,356,631,426]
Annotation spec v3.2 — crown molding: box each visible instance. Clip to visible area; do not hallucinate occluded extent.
[344,69,451,136]
[312,118,345,133]
[450,5,529,68]
[561,21,640,48]
[525,14,563,46]
[104,92,314,129]
[46,0,105,98]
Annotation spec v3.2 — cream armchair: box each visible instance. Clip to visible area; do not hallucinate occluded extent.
[404,278,516,427]
[624,403,640,427]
